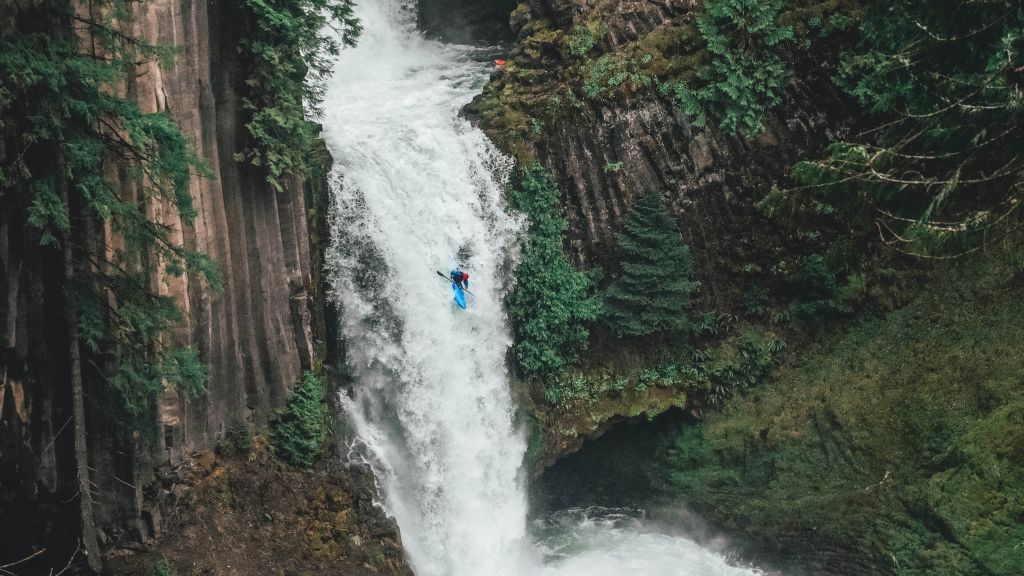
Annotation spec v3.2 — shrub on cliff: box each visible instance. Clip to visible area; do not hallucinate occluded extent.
[604,192,699,338]
[270,371,328,468]
[237,0,362,191]
[507,166,602,378]
[672,0,793,137]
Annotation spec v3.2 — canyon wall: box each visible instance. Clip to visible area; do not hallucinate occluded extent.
[475,3,1024,575]
[467,0,855,310]
[1,0,316,548]
[122,0,317,468]
[0,2,406,570]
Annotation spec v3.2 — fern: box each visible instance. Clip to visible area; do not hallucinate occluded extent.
[675,0,793,137]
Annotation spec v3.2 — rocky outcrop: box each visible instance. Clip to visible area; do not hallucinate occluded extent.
[418,0,520,43]
[467,0,856,311]
[106,441,412,576]
[543,85,851,310]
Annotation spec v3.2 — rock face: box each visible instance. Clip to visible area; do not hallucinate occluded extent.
[536,84,847,304]
[107,442,412,576]
[121,0,317,469]
[418,0,520,43]
[467,0,855,311]
[0,1,405,569]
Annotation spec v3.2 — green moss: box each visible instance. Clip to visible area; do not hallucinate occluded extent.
[470,0,862,159]
[510,2,530,21]
[568,24,597,57]
[656,252,1024,574]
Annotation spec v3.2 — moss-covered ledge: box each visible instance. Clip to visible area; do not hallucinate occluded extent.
[528,384,690,473]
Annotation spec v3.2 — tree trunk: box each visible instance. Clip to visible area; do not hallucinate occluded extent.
[61,167,103,573]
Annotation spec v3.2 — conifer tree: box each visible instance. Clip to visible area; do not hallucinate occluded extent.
[786,1,1024,256]
[604,192,699,337]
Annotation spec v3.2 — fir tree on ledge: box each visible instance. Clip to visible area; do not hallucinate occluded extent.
[604,191,699,337]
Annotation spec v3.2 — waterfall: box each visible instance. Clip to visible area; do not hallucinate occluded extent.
[321,2,765,575]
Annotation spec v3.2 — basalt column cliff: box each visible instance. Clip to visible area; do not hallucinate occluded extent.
[0,2,406,573]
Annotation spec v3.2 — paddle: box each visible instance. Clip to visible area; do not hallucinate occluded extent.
[436,270,476,297]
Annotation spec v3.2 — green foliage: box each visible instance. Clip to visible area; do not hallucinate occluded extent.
[583,54,616,99]
[787,1,1024,257]
[818,12,854,37]
[603,161,624,173]
[544,368,646,407]
[161,348,208,399]
[683,327,784,407]
[530,117,543,135]
[568,24,597,57]
[216,423,254,458]
[152,557,173,576]
[237,0,361,191]
[740,284,769,317]
[1,3,215,433]
[524,412,545,467]
[582,53,657,100]
[542,326,780,408]
[270,371,328,468]
[604,192,699,337]
[507,166,602,378]
[672,0,793,136]
[656,253,1024,574]
[661,425,742,500]
[781,242,863,319]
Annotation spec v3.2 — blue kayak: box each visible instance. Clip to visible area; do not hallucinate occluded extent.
[452,282,468,309]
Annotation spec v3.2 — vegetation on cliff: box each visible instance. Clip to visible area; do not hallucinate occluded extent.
[487,1,1023,571]
[0,2,218,417]
[270,371,329,468]
[507,166,602,378]
[604,191,699,338]
[2,4,218,566]
[466,0,859,157]
[782,0,1024,258]
[671,0,794,137]
[667,8,1024,568]
[237,0,362,191]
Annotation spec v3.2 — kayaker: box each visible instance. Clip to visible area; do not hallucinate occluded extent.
[450,268,470,290]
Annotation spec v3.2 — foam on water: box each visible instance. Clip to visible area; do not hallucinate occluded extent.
[322,2,763,575]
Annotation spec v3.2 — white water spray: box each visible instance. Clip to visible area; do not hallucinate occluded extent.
[322,2,765,575]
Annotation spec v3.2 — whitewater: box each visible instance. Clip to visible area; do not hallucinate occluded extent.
[321,1,763,575]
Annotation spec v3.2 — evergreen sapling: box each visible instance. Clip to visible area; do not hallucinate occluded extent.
[605,192,699,337]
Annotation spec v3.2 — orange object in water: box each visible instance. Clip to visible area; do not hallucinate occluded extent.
[494,59,507,66]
